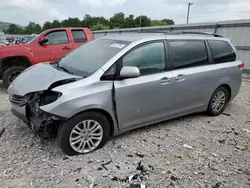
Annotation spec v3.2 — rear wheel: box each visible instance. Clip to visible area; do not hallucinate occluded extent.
[2,66,25,88]
[57,112,110,156]
[207,86,229,116]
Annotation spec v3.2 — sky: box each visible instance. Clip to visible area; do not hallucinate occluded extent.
[1,0,250,26]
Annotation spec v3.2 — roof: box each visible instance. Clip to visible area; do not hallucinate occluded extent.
[101,32,229,43]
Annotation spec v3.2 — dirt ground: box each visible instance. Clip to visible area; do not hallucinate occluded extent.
[0,79,250,188]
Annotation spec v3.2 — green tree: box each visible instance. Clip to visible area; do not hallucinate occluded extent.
[34,24,42,34]
[135,15,151,27]
[161,19,174,25]
[62,17,81,27]
[109,12,125,28]
[124,14,135,28]
[42,21,52,30]
[5,24,24,34]
[24,22,41,34]
[91,24,110,31]
[150,20,161,26]
[51,20,62,28]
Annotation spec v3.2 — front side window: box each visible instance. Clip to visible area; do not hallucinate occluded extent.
[208,40,236,63]
[46,31,69,45]
[72,30,87,43]
[170,40,208,69]
[55,39,130,77]
[122,42,166,76]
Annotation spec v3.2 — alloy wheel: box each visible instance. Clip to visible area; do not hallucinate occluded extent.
[212,90,226,112]
[69,120,103,153]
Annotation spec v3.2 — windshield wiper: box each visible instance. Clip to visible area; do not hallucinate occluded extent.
[51,61,73,75]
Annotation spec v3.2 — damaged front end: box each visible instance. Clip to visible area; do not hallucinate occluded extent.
[10,90,66,139]
[8,63,82,138]
[25,91,65,139]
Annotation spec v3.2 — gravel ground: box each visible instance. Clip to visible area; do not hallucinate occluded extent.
[0,80,250,188]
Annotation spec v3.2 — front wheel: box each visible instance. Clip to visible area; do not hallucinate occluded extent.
[57,112,110,156]
[2,66,25,88]
[207,86,229,116]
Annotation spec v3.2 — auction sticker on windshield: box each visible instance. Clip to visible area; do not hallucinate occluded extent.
[110,43,126,48]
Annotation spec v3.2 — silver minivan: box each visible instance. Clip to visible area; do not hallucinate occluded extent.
[8,32,244,155]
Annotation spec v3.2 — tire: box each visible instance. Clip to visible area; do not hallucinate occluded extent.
[57,111,110,156]
[207,86,229,116]
[3,66,26,88]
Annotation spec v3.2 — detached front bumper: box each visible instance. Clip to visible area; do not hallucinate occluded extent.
[11,103,28,123]
[10,102,65,135]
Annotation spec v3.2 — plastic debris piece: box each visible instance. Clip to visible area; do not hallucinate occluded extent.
[243,128,250,133]
[222,113,231,116]
[236,144,248,150]
[183,144,193,149]
[135,153,145,158]
[0,128,5,137]
[170,176,178,181]
[212,182,222,188]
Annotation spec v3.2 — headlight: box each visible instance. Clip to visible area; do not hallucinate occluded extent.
[40,91,62,106]
[24,93,32,103]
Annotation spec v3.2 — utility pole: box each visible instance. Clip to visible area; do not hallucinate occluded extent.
[186,2,193,24]
[139,15,142,32]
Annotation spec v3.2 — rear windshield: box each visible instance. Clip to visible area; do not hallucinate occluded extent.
[57,39,131,77]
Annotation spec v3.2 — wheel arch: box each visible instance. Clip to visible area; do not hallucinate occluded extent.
[0,56,32,73]
[218,84,232,102]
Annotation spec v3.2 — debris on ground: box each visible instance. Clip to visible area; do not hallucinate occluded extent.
[218,138,226,144]
[62,156,68,160]
[170,175,178,181]
[0,128,5,137]
[135,152,145,158]
[212,182,222,188]
[236,144,248,151]
[101,160,112,171]
[243,128,250,133]
[222,113,232,116]
[183,144,193,149]
[127,154,134,158]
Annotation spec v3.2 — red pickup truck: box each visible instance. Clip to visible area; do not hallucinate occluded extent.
[0,27,93,88]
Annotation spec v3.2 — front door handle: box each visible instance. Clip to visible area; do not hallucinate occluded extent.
[62,46,71,50]
[175,74,185,81]
[160,77,171,85]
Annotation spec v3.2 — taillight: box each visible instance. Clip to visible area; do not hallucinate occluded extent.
[238,62,244,69]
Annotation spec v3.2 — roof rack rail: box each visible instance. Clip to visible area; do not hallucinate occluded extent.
[139,30,223,37]
[178,31,223,37]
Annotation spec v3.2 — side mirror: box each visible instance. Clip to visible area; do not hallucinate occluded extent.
[120,66,140,79]
[39,36,48,45]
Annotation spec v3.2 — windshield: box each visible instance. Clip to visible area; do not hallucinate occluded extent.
[55,39,131,77]
[27,34,40,44]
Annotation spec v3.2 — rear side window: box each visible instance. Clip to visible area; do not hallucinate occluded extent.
[169,41,208,69]
[208,40,236,64]
[72,30,87,43]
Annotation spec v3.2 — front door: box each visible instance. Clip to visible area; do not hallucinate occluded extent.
[169,40,219,115]
[114,41,174,131]
[33,43,51,64]
[46,30,73,62]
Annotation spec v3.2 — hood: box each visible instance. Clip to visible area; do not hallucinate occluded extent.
[8,63,81,96]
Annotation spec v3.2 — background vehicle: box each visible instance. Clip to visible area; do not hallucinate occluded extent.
[8,32,243,155]
[0,27,93,88]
